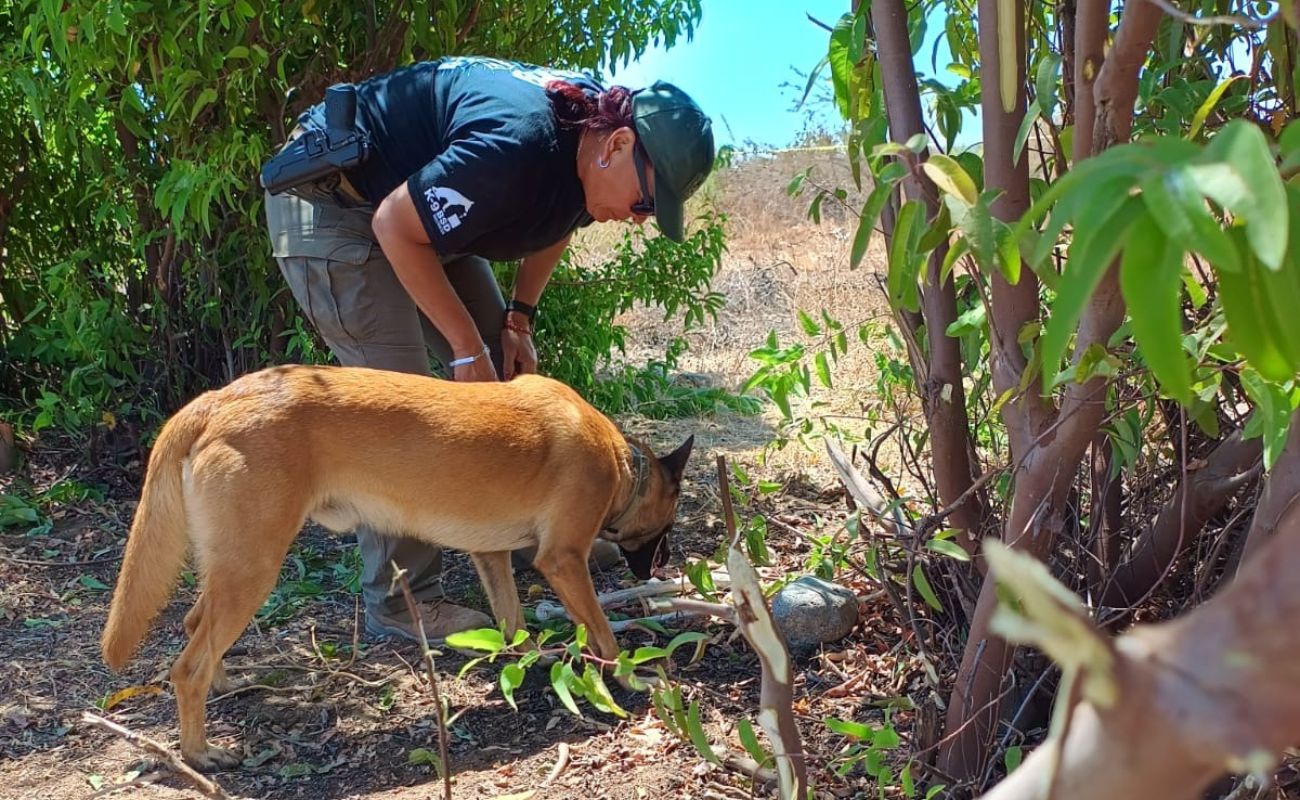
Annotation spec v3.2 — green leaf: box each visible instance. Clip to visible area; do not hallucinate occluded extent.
[1036,52,1062,120]
[1040,197,1142,384]
[927,537,971,562]
[686,701,720,764]
[736,718,768,764]
[550,661,582,716]
[1201,121,1287,270]
[78,574,111,591]
[994,218,1022,285]
[922,154,977,205]
[828,14,858,119]
[874,726,901,748]
[1240,369,1296,469]
[826,717,874,739]
[797,309,821,337]
[852,163,903,269]
[1219,238,1297,381]
[815,351,833,388]
[1141,170,1238,272]
[445,627,507,653]
[888,200,925,312]
[1119,222,1192,404]
[660,631,708,663]
[500,663,525,710]
[940,237,969,286]
[1013,100,1041,166]
[1188,75,1245,140]
[189,87,218,125]
[580,664,627,718]
[1005,745,1024,772]
[407,748,441,769]
[961,193,998,272]
[912,564,943,611]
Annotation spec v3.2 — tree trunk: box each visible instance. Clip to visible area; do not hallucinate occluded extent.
[980,495,1300,800]
[871,0,983,551]
[1101,432,1261,607]
[938,0,1165,781]
[1239,410,1300,565]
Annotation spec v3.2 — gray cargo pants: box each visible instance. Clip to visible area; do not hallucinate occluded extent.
[265,189,505,615]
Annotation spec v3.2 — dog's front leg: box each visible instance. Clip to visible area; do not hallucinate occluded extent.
[532,545,621,665]
[469,551,525,637]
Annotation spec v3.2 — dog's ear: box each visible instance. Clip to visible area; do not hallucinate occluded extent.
[658,435,695,484]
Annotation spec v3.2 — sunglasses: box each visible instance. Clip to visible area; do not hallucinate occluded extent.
[631,142,656,217]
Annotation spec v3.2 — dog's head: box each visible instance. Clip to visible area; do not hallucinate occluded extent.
[604,435,695,579]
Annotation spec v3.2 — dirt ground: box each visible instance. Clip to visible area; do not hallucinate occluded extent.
[0,150,929,799]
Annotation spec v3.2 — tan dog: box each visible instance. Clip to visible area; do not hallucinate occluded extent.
[101,365,694,769]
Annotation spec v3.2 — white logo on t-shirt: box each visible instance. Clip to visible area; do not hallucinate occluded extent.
[423,186,475,235]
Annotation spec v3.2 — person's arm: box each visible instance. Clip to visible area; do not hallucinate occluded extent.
[371,182,497,382]
[501,234,571,379]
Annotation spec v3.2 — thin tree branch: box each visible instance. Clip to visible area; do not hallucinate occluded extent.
[81,712,232,799]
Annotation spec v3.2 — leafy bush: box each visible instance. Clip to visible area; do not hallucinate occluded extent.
[0,0,714,440]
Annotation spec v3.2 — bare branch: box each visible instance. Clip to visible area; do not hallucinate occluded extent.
[1148,0,1274,29]
[391,564,452,800]
[80,712,232,800]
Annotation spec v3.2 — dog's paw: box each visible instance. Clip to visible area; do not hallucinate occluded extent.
[185,744,242,772]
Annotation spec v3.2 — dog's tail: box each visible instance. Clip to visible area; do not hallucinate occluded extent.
[101,395,212,670]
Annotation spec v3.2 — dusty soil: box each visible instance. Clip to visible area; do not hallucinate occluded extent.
[0,150,932,799]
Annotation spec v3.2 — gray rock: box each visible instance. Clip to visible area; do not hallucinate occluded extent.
[770,576,860,651]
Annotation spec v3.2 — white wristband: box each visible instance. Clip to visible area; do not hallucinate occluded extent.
[448,345,490,369]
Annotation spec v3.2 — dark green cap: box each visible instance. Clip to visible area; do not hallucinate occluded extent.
[633,81,715,242]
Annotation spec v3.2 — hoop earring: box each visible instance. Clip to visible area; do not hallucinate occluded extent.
[597,156,609,169]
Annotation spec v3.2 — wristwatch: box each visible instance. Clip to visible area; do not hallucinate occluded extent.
[505,299,537,323]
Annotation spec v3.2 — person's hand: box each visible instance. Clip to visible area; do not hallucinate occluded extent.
[450,345,499,382]
[501,327,538,380]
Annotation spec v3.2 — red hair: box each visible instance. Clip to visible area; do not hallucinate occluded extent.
[546,80,635,133]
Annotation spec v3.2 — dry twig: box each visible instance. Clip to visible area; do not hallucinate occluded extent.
[80,712,231,799]
[391,564,452,800]
[540,741,571,787]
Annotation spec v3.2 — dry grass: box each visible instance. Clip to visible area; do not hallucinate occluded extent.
[575,146,900,485]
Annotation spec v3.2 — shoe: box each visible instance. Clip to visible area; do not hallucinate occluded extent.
[364,599,493,644]
[511,539,624,572]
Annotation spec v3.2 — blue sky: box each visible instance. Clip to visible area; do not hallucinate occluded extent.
[608,1,976,151]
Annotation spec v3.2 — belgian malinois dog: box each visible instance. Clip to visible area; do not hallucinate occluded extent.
[101,365,694,769]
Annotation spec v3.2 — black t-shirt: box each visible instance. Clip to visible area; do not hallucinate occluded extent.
[331,57,600,261]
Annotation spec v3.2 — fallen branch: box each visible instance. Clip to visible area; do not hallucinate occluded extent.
[722,752,779,787]
[533,572,732,622]
[826,439,908,538]
[540,741,570,787]
[80,712,231,800]
[391,564,452,800]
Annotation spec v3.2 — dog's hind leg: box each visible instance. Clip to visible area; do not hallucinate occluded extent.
[173,491,303,770]
[182,596,234,695]
[469,551,524,637]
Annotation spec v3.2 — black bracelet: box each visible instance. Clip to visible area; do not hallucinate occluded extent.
[505,299,537,322]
